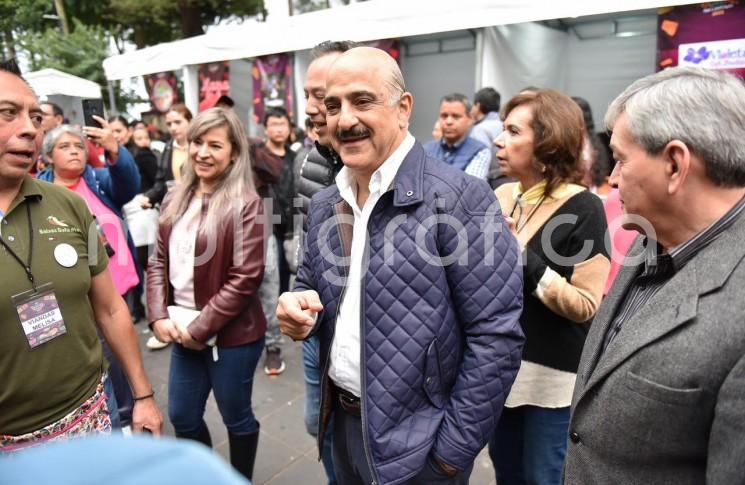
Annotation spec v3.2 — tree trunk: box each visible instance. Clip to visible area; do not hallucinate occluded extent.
[179,3,204,38]
[2,27,16,60]
[53,0,70,36]
[133,27,147,50]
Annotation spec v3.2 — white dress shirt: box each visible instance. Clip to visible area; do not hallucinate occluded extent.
[328,132,416,397]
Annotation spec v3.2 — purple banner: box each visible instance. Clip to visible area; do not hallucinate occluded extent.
[657,2,745,78]
[252,53,294,124]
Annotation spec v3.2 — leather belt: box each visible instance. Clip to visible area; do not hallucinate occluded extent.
[334,384,361,417]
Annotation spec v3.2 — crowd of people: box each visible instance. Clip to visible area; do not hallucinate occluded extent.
[1,38,744,485]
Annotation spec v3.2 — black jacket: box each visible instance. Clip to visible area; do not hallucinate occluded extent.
[143,140,174,205]
[287,142,342,273]
[296,142,343,224]
[127,144,158,194]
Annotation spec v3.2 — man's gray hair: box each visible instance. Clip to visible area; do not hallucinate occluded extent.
[605,67,745,187]
[440,93,472,114]
[386,63,406,105]
[43,125,88,161]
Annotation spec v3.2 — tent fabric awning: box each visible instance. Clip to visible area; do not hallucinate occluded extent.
[25,68,102,99]
[103,0,690,81]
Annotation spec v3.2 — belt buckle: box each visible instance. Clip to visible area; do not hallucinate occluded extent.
[337,388,361,416]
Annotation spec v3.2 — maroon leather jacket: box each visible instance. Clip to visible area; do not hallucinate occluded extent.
[147,192,267,347]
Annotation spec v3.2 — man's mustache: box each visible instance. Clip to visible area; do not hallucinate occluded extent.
[337,126,371,141]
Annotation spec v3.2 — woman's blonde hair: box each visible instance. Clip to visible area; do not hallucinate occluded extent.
[160,108,256,233]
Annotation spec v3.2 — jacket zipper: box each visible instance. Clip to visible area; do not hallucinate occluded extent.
[326,196,387,485]
[359,197,389,485]
[359,262,378,485]
[317,204,349,453]
[163,237,170,309]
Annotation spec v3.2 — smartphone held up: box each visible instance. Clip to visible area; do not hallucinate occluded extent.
[82,98,105,128]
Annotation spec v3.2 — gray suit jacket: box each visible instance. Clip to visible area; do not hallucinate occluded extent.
[564,215,745,484]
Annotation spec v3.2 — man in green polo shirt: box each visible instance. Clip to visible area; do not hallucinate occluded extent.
[0,62,162,447]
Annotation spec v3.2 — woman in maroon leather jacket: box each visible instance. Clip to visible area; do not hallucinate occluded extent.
[146,108,266,480]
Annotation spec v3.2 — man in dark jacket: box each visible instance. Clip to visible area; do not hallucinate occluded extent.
[278,47,524,485]
[286,40,357,485]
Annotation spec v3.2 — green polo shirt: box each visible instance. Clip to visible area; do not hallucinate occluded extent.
[0,176,109,435]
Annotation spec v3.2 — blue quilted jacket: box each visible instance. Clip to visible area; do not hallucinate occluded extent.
[295,142,524,485]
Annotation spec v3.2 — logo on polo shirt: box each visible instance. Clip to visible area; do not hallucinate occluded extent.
[39,215,82,235]
[47,216,69,228]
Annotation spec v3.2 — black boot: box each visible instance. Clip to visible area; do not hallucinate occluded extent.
[228,423,260,480]
[176,422,212,448]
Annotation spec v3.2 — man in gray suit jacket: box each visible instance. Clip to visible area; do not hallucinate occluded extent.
[564,67,745,484]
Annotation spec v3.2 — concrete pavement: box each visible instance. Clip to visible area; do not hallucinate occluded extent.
[136,322,496,484]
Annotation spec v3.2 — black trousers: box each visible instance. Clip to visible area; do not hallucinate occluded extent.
[331,403,473,485]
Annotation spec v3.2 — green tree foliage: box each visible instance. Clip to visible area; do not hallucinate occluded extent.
[22,19,107,83]
[0,0,51,59]
[19,19,144,110]
[291,0,356,15]
[1,0,265,112]
[68,0,266,49]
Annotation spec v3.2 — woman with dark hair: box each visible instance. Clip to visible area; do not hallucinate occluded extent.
[109,115,158,194]
[571,96,612,198]
[489,89,611,485]
[140,104,193,209]
[147,108,266,480]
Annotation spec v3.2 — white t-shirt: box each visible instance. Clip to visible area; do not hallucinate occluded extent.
[169,197,202,309]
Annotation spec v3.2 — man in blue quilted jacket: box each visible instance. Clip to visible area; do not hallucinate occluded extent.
[277,47,524,485]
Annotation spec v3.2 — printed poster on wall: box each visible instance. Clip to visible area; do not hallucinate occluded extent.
[369,39,401,64]
[657,2,745,78]
[199,61,231,112]
[252,53,294,125]
[145,71,179,113]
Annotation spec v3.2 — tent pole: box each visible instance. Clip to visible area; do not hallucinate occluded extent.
[474,28,484,93]
[107,81,118,115]
[183,65,199,115]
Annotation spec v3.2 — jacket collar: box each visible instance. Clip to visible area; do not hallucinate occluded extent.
[314,141,343,169]
[4,176,43,215]
[38,165,97,187]
[475,111,500,125]
[438,135,468,151]
[335,133,414,205]
[576,210,745,404]
[392,140,426,207]
[326,138,426,209]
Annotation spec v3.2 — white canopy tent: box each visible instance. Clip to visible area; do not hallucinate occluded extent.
[25,68,103,127]
[26,68,102,99]
[103,0,695,137]
[103,0,692,80]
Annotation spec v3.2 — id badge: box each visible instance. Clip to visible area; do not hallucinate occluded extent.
[12,282,67,349]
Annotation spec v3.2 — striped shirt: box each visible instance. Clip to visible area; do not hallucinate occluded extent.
[601,196,745,353]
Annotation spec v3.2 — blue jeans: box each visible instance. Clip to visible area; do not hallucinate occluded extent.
[303,336,337,485]
[103,372,121,429]
[488,405,570,485]
[168,339,264,436]
[99,331,132,428]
